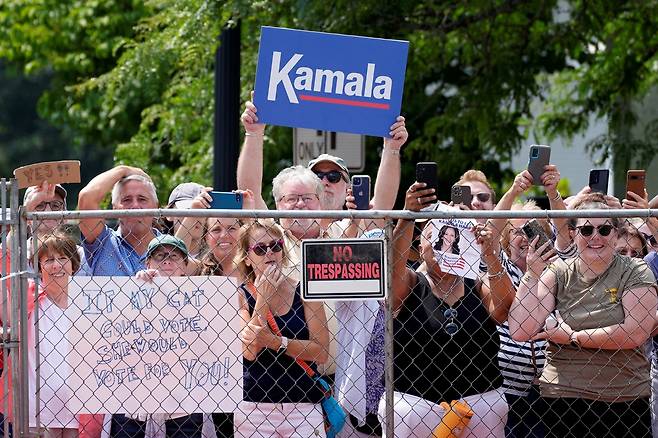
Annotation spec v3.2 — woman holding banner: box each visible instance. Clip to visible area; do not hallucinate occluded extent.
[235,219,330,437]
[383,181,514,437]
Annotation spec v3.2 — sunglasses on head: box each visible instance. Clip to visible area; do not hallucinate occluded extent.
[314,170,346,184]
[576,224,615,237]
[249,239,284,256]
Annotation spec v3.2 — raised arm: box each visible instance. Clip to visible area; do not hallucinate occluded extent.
[237,96,268,210]
[391,182,435,312]
[491,170,531,251]
[541,165,570,252]
[509,238,557,341]
[372,116,407,210]
[473,223,515,324]
[77,165,148,243]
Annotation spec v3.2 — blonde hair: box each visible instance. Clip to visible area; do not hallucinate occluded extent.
[456,169,496,203]
[234,219,288,284]
[500,200,553,258]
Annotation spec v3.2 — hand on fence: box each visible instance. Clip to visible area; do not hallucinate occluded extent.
[405,182,436,211]
[241,91,266,135]
[135,269,159,282]
[472,223,495,258]
[525,236,556,278]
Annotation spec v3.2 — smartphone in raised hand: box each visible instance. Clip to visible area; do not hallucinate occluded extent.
[589,169,609,194]
[415,162,438,206]
[351,175,371,210]
[522,219,553,256]
[626,170,646,199]
[527,145,551,185]
[209,191,243,209]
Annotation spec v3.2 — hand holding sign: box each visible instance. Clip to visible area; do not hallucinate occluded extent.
[241,92,265,136]
[383,116,408,150]
[14,160,81,189]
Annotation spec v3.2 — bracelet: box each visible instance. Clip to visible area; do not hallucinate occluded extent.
[245,132,263,137]
[487,269,505,279]
[550,191,561,202]
[384,147,400,156]
[569,331,581,349]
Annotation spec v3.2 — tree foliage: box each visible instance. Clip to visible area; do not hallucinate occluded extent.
[0,0,656,203]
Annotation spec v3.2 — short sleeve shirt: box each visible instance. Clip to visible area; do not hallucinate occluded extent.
[81,225,157,276]
[540,254,656,401]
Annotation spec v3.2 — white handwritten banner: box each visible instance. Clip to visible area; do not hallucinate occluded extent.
[427,204,481,280]
[65,276,243,414]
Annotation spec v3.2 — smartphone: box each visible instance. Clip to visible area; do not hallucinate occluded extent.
[588,169,609,194]
[351,175,371,210]
[416,162,438,196]
[626,170,646,199]
[450,185,472,208]
[522,219,553,255]
[527,145,551,185]
[209,191,243,209]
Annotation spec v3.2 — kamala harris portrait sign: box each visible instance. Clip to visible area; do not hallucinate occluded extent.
[254,26,409,138]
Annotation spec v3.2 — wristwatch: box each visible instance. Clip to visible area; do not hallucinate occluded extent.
[278,336,289,352]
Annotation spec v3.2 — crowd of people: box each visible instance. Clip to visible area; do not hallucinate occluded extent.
[1,95,658,438]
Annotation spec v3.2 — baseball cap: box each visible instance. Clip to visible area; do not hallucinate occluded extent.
[307,154,349,176]
[23,184,67,205]
[167,182,204,209]
[146,235,189,259]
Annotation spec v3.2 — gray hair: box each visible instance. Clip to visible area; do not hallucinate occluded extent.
[111,174,158,206]
[271,165,323,202]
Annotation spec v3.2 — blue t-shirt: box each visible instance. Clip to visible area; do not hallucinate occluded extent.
[81,225,158,276]
[644,251,658,358]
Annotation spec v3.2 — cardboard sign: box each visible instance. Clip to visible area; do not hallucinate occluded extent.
[65,276,243,414]
[427,204,481,280]
[13,160,81,189]
[254,27,409,137]
[301,238,386,300]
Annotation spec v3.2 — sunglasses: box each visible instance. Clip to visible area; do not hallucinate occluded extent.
[443,308,460,336]
[249,239,284,256]
[314,170,346,184]
[471,192,491,203]
[642,233,658,246]
[576,224,615,237]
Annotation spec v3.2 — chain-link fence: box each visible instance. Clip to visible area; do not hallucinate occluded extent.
[3,185,658,438]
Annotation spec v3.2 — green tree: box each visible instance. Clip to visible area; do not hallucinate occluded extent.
[0,0,656,203]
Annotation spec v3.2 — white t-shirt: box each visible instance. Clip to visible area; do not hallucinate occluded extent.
[28,296,78,428]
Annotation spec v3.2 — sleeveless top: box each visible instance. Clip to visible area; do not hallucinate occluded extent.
[242,283,324,403]
[393,273,502,404]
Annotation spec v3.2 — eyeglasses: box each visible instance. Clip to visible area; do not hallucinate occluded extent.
[249,239,284,256]
[150,251,184,262]
[617,248,641,258]
[472,192,491,203]
[576,224,615,237]
[314,170,346,184]
[642,233,658,247]
[443,308,460,336]
[278,193,319,206]
[33,200,65,211]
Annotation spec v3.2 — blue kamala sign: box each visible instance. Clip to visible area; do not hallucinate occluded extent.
[254,27,409,138]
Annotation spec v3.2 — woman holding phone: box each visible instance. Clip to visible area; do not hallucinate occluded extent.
[509,195,657,437]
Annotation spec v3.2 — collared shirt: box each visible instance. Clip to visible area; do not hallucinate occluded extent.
[82,225,158,276]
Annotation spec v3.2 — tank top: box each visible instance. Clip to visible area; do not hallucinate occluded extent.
[393,273,502,404]
[242,283,324,403]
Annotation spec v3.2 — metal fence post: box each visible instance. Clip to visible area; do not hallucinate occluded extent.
[384,218,395,436]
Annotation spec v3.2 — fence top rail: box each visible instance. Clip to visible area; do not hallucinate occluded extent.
[25,207,658,221]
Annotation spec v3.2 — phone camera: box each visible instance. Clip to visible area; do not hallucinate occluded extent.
[353,178,362,186]
[531,149,539,158]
